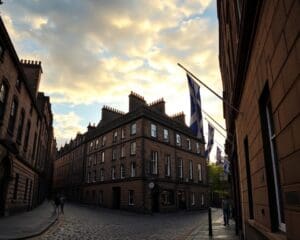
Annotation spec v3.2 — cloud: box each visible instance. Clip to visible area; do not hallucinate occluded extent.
[53,112,85,147]
[2,0,225,148]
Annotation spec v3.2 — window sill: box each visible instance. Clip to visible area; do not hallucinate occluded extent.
[247,219,286,240]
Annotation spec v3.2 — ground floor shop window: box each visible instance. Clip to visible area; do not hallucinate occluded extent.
[161,190,174,206]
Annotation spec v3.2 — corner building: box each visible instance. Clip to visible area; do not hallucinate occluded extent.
[218,0,300,239]
[55,92,208,213]
[0,17,55,216]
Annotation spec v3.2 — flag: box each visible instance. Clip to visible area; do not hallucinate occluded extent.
[224,158,230,174]
[187,74,204,141]
[216,146,222,164]
[205,123,214,159]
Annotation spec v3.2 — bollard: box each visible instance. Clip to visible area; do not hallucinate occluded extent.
[208,207,213,236]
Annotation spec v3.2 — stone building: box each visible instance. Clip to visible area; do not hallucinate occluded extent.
[0,17,54,216]
[54,92,208,212]
[217,0,299,239]
[53,133,86,201]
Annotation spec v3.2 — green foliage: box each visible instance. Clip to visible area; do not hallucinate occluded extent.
[208,164,229,196]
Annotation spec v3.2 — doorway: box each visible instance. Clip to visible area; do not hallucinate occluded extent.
[112,187,121,209]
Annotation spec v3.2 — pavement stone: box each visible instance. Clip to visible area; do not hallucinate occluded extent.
[32,204,238,240]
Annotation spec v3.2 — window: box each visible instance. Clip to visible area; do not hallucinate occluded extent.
[121,128,125,139]
[102,136,106,146]
[113,131,118,142]
[187,138,191,150]
[161,190,174,206]
[13,173,19,200]
[128,190,134,205]
[130,141,136,155]
[0,82,8,120]
[131,123,136,135]
[189,160,193,180]
[90,141,94,150]
[23,121,31,151]
[120,164,125,179]
[121,145,125,158]
[176,134,181,146]
[112,148,117,160]
[243,137,254,220]
[88,156,91,167]
[93,155,96,165]
[163,129,169,142]
[87,172,91,183]
[191,192,195,205]
[96,139,99,148]
[130,162,136,177]
[196,142,200,154]
[201,193,205,206]
[99,191,103,205]
[16,109,25,143]
[151,123,157,137]
[198,164,202,182]
[150,151,158,175]
[100,169,104,181]
[178,159,183,179]
[259,85,285,231]
[8,98,18,134]
[111,167,116,180]
[94,170,97,182]
[165,155,171,177]
[101,151,105,163]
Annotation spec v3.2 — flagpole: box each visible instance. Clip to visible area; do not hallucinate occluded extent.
[178,63,240,114]
[202,109,227,133]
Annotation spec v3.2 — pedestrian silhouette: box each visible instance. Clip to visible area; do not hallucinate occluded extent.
[60,195,65,214]
[54,194,60,214]
[222,196,230,226]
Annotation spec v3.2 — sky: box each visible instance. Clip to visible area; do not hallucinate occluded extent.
[1,0,226,162]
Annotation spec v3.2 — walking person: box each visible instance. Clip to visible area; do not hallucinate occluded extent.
[54,194,60,215]
[60,194,65,214]
[222,196,230,226]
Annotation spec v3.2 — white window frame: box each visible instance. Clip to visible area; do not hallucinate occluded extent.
[120,164,125,179]
[131,162,136,177]
[102,136,106,146]
[151,151,158,174]
[189,160,193,180]
[131,123,136,135]
[121,128,125,139]
[165,155,171,177]
[112,148,117,160]
[151,123,157,138]
[178,159,183,179]
[100,169,104,181]
[196,142,200,154]
[187,138,191,150]
[130,141,136,155]
[176,134,181,146]
[163,129,169,142]
[198,163,202,182]
[191,192,195,206]
[111,167,116,180]
[266,104,286,232]
[121,145,125,158]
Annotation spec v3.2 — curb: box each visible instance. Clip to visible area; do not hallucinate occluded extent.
[0,214,59,240]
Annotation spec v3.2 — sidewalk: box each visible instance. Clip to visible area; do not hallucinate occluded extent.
[0,201,58,240]
[185,208,239,240]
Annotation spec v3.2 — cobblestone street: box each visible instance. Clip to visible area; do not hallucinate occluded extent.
[32,204,236,240]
